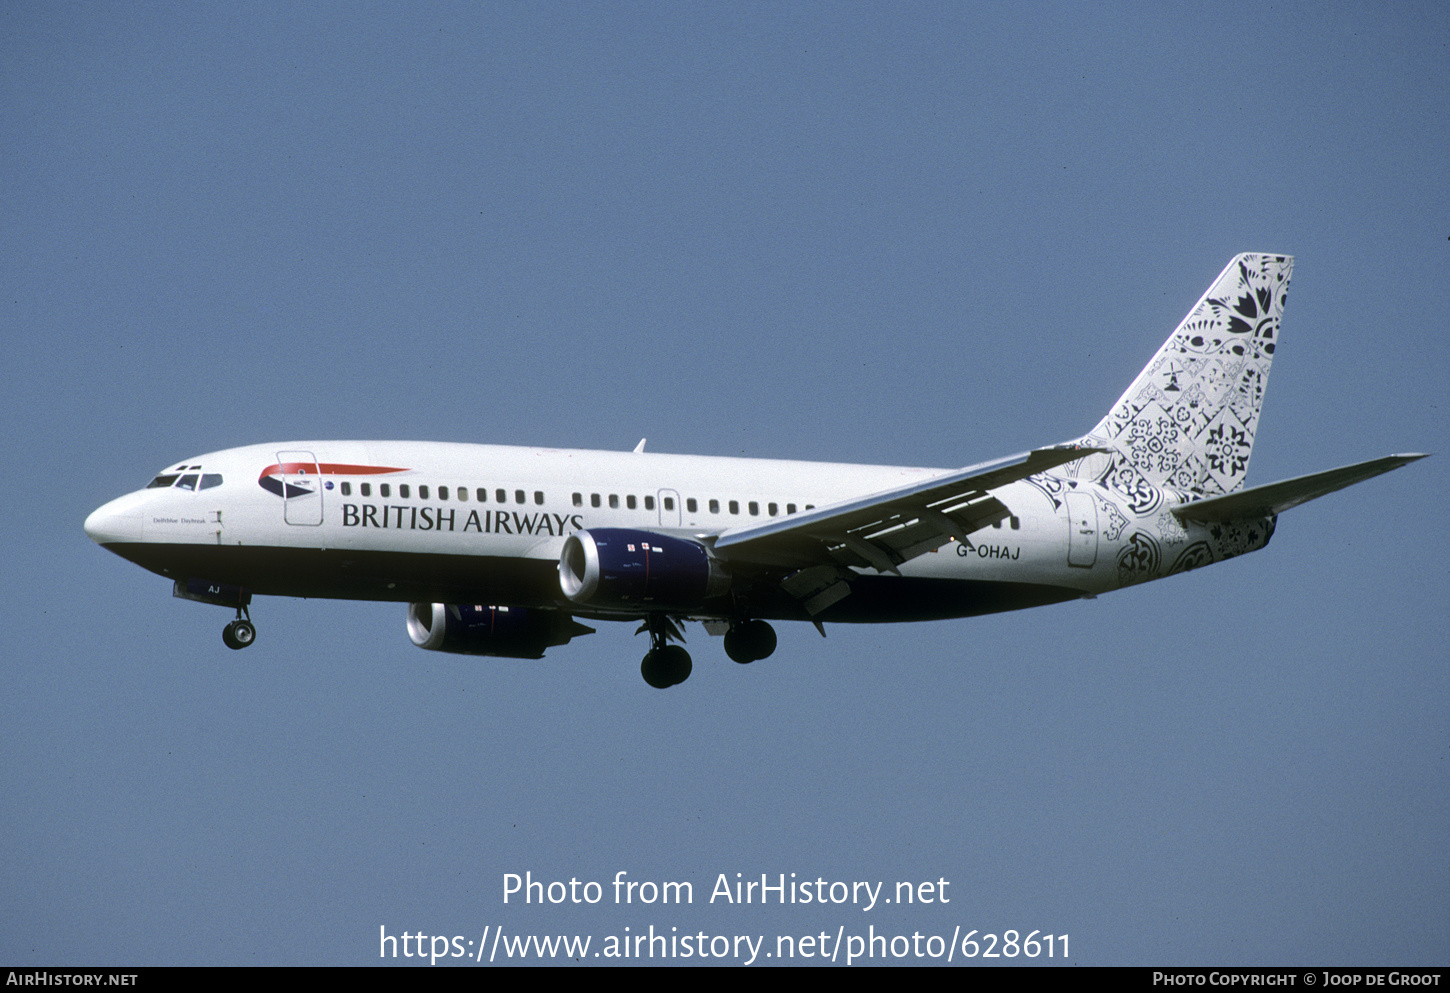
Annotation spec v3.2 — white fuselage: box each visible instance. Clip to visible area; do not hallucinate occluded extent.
[84,439,1260,626]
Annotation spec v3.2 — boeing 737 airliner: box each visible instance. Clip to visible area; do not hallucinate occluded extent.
[85,255,1424,686]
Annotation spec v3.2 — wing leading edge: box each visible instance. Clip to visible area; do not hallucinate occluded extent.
[711,446,1099,571]
[705,446,1100,618]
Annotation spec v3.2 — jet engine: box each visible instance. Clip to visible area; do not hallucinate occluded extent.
[406,603,593,659]
[558,528,729,609]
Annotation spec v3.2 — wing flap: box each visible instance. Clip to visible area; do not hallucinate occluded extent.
[713,446,1099,571]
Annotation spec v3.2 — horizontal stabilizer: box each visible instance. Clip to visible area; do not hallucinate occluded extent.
[1171,454,1428,522]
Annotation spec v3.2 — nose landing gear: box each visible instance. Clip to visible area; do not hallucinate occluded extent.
[222,605,256,650]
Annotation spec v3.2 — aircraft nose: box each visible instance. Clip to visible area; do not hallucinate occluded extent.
[84,494,144,545]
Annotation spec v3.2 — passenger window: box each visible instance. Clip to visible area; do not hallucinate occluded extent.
[768,502,777,516]
[748,501,758,516]
[626,495,637,510]
[176,474,198,491]
[477,488,488,502]
[644,495,655,511]
[361,483,371,497]
[573,493,583,507]
[400,484,411,499]
[515,490,525,504]
[609,494,619,509]
[436,486,445,501]
[420,485,430,500]
[787,503,796,514]
[686,498,697,513]
[534,491,544,505]
[380,484,391,498]
[729,500,739,514]
[709,499,719,514]
[496,489,506,503]
[664,497,674,511]
[1010,516,1020,530]
[591,494,601,508]
[805,504,815,510]
[200,474,224,491]
[457,487,466,501]
[340,481,351,496]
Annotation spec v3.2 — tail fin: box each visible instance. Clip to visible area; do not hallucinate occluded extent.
[1075,253,1293,497]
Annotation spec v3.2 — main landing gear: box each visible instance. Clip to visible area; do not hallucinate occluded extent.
[638,615,691,689]
[222,605,256,650]
[724,619,777,665]
[636,616,779,687]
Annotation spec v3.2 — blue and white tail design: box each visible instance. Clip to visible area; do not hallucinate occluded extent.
[1072,253,1293,500]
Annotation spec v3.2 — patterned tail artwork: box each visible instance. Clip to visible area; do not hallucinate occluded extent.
[1075,253,1293,500]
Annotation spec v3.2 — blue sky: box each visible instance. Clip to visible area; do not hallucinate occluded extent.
[4,1,1447,966]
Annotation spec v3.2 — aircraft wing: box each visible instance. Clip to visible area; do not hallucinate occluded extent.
[1171,453,1428,522]
[710,446,1099,574]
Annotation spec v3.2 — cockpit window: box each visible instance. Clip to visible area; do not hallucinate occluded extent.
[146,471,223,490]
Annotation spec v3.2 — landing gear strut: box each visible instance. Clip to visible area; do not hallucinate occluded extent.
[638,615,691,688]
[724,619,776,664]
[222,605,256,650]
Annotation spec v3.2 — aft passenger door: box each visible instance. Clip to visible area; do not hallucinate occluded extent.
[276,450,324,525]
[1065,490,1097,568]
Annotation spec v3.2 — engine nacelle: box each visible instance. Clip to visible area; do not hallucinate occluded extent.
[406,603,593,659]
[559,528,729,609]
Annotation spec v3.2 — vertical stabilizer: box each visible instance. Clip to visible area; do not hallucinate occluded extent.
[1077,253,1293,497]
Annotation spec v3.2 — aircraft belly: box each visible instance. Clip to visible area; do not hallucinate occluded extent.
[807,576,1084,623]
[96,542,565,607]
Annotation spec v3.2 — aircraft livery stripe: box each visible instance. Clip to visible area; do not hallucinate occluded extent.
[258,462,410,480]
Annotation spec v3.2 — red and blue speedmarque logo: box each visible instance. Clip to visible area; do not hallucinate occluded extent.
[257,462,409,499]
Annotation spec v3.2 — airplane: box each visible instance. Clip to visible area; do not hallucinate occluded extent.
[85,254,1425,687]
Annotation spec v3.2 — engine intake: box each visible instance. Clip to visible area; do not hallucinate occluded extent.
[559,528,729,608]
[406,603,593,659]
